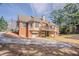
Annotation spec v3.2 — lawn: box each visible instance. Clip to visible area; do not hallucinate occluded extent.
[59,34,79,37]
[48,34,79,45]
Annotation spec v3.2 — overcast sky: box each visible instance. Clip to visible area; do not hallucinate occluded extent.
[0,3,65,21]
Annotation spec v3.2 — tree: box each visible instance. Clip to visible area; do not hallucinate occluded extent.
[50,9,65,33]
[63,3,79,33]
[50,3,79,34]
[0,16,8,31]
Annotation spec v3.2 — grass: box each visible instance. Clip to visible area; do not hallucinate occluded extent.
[60,34,79,37]
[47,34,79,45]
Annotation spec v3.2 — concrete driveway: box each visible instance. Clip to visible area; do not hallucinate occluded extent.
[0,32,79,56]
[0,32,73,48]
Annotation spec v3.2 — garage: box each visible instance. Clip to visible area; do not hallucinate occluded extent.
[31,31,39,38]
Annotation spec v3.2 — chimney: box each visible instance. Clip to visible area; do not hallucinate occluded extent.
[42,16,45,20]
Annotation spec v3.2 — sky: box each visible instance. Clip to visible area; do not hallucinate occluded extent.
[0,3,65,21]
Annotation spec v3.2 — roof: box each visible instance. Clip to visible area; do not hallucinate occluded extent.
[18,15,58,27]
[18,15,31,22]
[18,15,48,23]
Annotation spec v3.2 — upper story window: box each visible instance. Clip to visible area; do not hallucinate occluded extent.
[30,23,33,28]
[21,22,28,28]
[21,23,26,27]
[35,22,39,28]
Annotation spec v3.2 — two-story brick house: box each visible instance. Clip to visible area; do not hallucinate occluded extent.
[18,15,59,38]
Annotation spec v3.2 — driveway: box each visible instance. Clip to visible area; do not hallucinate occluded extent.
[0,32,73,48]
[0,32,79,56]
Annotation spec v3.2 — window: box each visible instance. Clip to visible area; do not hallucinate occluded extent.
[30,23,33,28]
[21,23,26,27]
[21,22,28,28]
[35,22,39,28]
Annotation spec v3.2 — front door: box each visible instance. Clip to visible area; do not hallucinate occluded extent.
[45,31,49,37]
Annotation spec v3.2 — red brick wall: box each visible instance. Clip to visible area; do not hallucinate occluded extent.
[18,16,32,38]
[18,22,32,38]
[28,30,32,38]
[19,27,26,37]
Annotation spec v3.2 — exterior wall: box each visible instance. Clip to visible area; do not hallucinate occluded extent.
[30,30,39,38]
[19,22,59,38]
[19,22,27,38]
[19,27,26,38]
[49,31,55,37]
[19,22,33,38]
[18,16,59,38]
[39,30,46,37]
[49,26,59,37]
[33,22,40,30]
[28,30,32,38]
[28,22,34,30]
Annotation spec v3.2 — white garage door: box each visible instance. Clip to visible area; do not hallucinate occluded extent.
[32,34,37,38]
[32,32,38,38]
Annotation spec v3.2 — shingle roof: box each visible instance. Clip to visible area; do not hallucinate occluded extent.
[18,15,58,27]
[18,15,31,22]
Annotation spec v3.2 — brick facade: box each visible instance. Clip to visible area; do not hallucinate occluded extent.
[18,15,59,38]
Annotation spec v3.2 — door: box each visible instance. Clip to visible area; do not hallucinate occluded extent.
[45,31,49,37]
[32,34,36,38]
[31,32,38,38]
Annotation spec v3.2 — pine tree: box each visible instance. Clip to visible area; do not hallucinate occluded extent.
[0,16,8,31]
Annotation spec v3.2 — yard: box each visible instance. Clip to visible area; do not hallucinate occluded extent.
[0,3,79,56]
[0,43,79,56]
[52,34,79,44]
[0,32,79,56]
